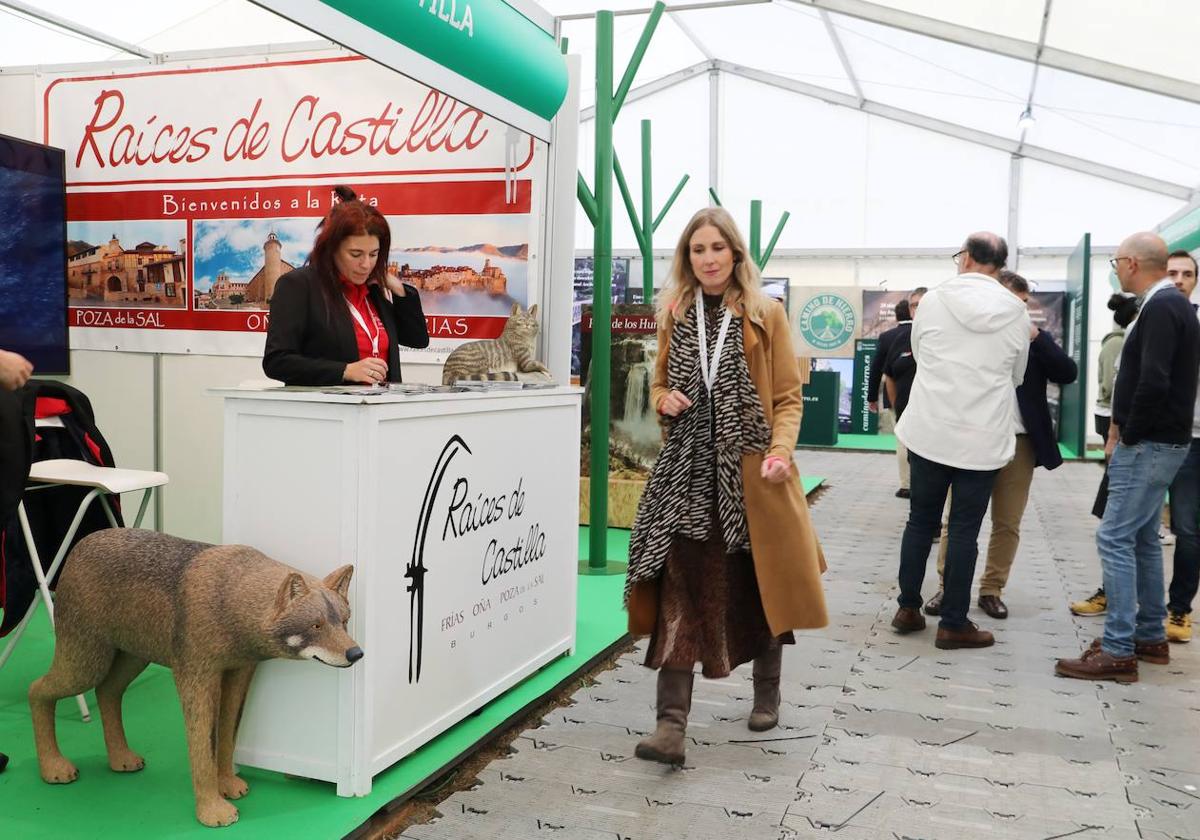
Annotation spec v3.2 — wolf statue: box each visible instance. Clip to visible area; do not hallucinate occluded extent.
[28,528,364,828]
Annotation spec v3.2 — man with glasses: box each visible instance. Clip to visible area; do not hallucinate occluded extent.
[1069,250,1200,642]
[925,270,1077,620]
[1057,235,1199,682]
[890,232,1030,649]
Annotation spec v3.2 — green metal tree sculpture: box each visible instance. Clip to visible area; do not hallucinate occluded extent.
[614,120,690,301]
[576,3,666,573]
[708,189,791,271]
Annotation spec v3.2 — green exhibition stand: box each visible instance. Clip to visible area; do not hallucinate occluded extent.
[798,370,840,447]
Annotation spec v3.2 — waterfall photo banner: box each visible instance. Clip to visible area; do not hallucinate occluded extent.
[579,303,661,478]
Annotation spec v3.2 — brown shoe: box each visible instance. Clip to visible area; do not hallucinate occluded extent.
[748,645,782,731]
[635,669,694,765]
[1089,637,1168,665]
[891,607,926,634]
[978,594,1008,620]
[935,621,995,649]
[923,590,943,616]
[1056,644,1138,683]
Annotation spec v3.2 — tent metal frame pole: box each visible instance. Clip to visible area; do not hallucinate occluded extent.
[817,8,864,107]
[1008,155,1023,273]
[709,66,720,202]
[580,62,710,122]
[557,0,769,21]
[0,0,158,59]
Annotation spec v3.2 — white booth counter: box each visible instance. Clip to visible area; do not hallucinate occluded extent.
[212,385,582,796]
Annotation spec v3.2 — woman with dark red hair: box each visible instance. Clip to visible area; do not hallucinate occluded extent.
[264,186,429,385]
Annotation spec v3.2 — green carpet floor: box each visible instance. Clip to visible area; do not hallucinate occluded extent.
[803,434,1104,460]
[0,568,630,839]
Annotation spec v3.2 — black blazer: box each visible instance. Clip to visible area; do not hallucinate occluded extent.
[1018,329,1078,470]
[263,266,430,386]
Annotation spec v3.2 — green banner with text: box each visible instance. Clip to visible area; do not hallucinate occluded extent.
[319,0,569,120]
[851,339,879,435]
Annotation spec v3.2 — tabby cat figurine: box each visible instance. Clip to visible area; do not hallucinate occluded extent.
[441,303,552,384]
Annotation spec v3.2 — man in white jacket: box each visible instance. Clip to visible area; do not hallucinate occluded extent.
[891,232,1031,649]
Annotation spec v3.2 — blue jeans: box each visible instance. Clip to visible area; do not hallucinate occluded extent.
[898,452,998,629]
[1168,438,1200,615]
[1099,440,1189,656]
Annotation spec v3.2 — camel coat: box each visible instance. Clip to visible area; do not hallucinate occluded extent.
[626,299,828,637]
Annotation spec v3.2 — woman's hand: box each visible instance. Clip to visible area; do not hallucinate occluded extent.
[345,357,389,385]
[0,349,33,391]
[658,389,693,417]
[381,274,407,297]
[761,455,791,483]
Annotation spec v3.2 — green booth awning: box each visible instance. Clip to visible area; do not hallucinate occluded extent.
[255,0,568,133]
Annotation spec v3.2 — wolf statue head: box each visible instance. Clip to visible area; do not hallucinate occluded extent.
[269,565,363,668]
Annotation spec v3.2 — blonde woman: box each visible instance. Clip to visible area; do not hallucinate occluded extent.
[626,207,827,765]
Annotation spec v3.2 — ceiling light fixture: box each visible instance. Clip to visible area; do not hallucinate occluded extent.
[1017,106,1036,132]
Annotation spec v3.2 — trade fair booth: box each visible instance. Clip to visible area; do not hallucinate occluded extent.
[0,1,599,834]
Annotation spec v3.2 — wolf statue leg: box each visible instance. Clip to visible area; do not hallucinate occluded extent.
[96,651,151,772]
[29,631,116,784]
[176,669,238,828]
[217,665,257,800]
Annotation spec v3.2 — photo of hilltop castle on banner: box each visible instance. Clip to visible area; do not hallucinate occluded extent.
[66,221,188,308]
[192,218,313,311]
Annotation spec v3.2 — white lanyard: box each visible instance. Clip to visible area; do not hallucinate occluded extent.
[345,294,381,358]
[695,293,733,393]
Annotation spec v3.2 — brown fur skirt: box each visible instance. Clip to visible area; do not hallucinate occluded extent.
[643,515,794,679]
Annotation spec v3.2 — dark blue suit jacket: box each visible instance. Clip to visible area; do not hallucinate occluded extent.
[1018,330,1078,470]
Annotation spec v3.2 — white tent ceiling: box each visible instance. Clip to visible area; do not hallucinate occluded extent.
[2,0,1197,251]
[553,0,1200,194]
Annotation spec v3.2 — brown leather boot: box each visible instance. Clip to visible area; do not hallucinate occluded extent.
[1055,644,1138,683]
[1089,636,1168,665]
[635,669,694,765]
[935,621,995,649]
[748,645,782,731]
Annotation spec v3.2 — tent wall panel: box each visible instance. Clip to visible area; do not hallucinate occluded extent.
[1019,160,1185,247]
[722,74,869,249]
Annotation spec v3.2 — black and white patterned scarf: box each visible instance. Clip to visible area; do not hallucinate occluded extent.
[625,296,772,602]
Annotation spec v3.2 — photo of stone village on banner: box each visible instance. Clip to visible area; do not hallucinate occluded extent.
[41,53,546,357]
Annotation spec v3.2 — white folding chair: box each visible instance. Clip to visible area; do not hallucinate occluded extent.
[0,458,168,722]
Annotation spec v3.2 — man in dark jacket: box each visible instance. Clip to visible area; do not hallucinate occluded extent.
[869,298,915,497]
[926,270,1077,620]
[1057,232,1200,683]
